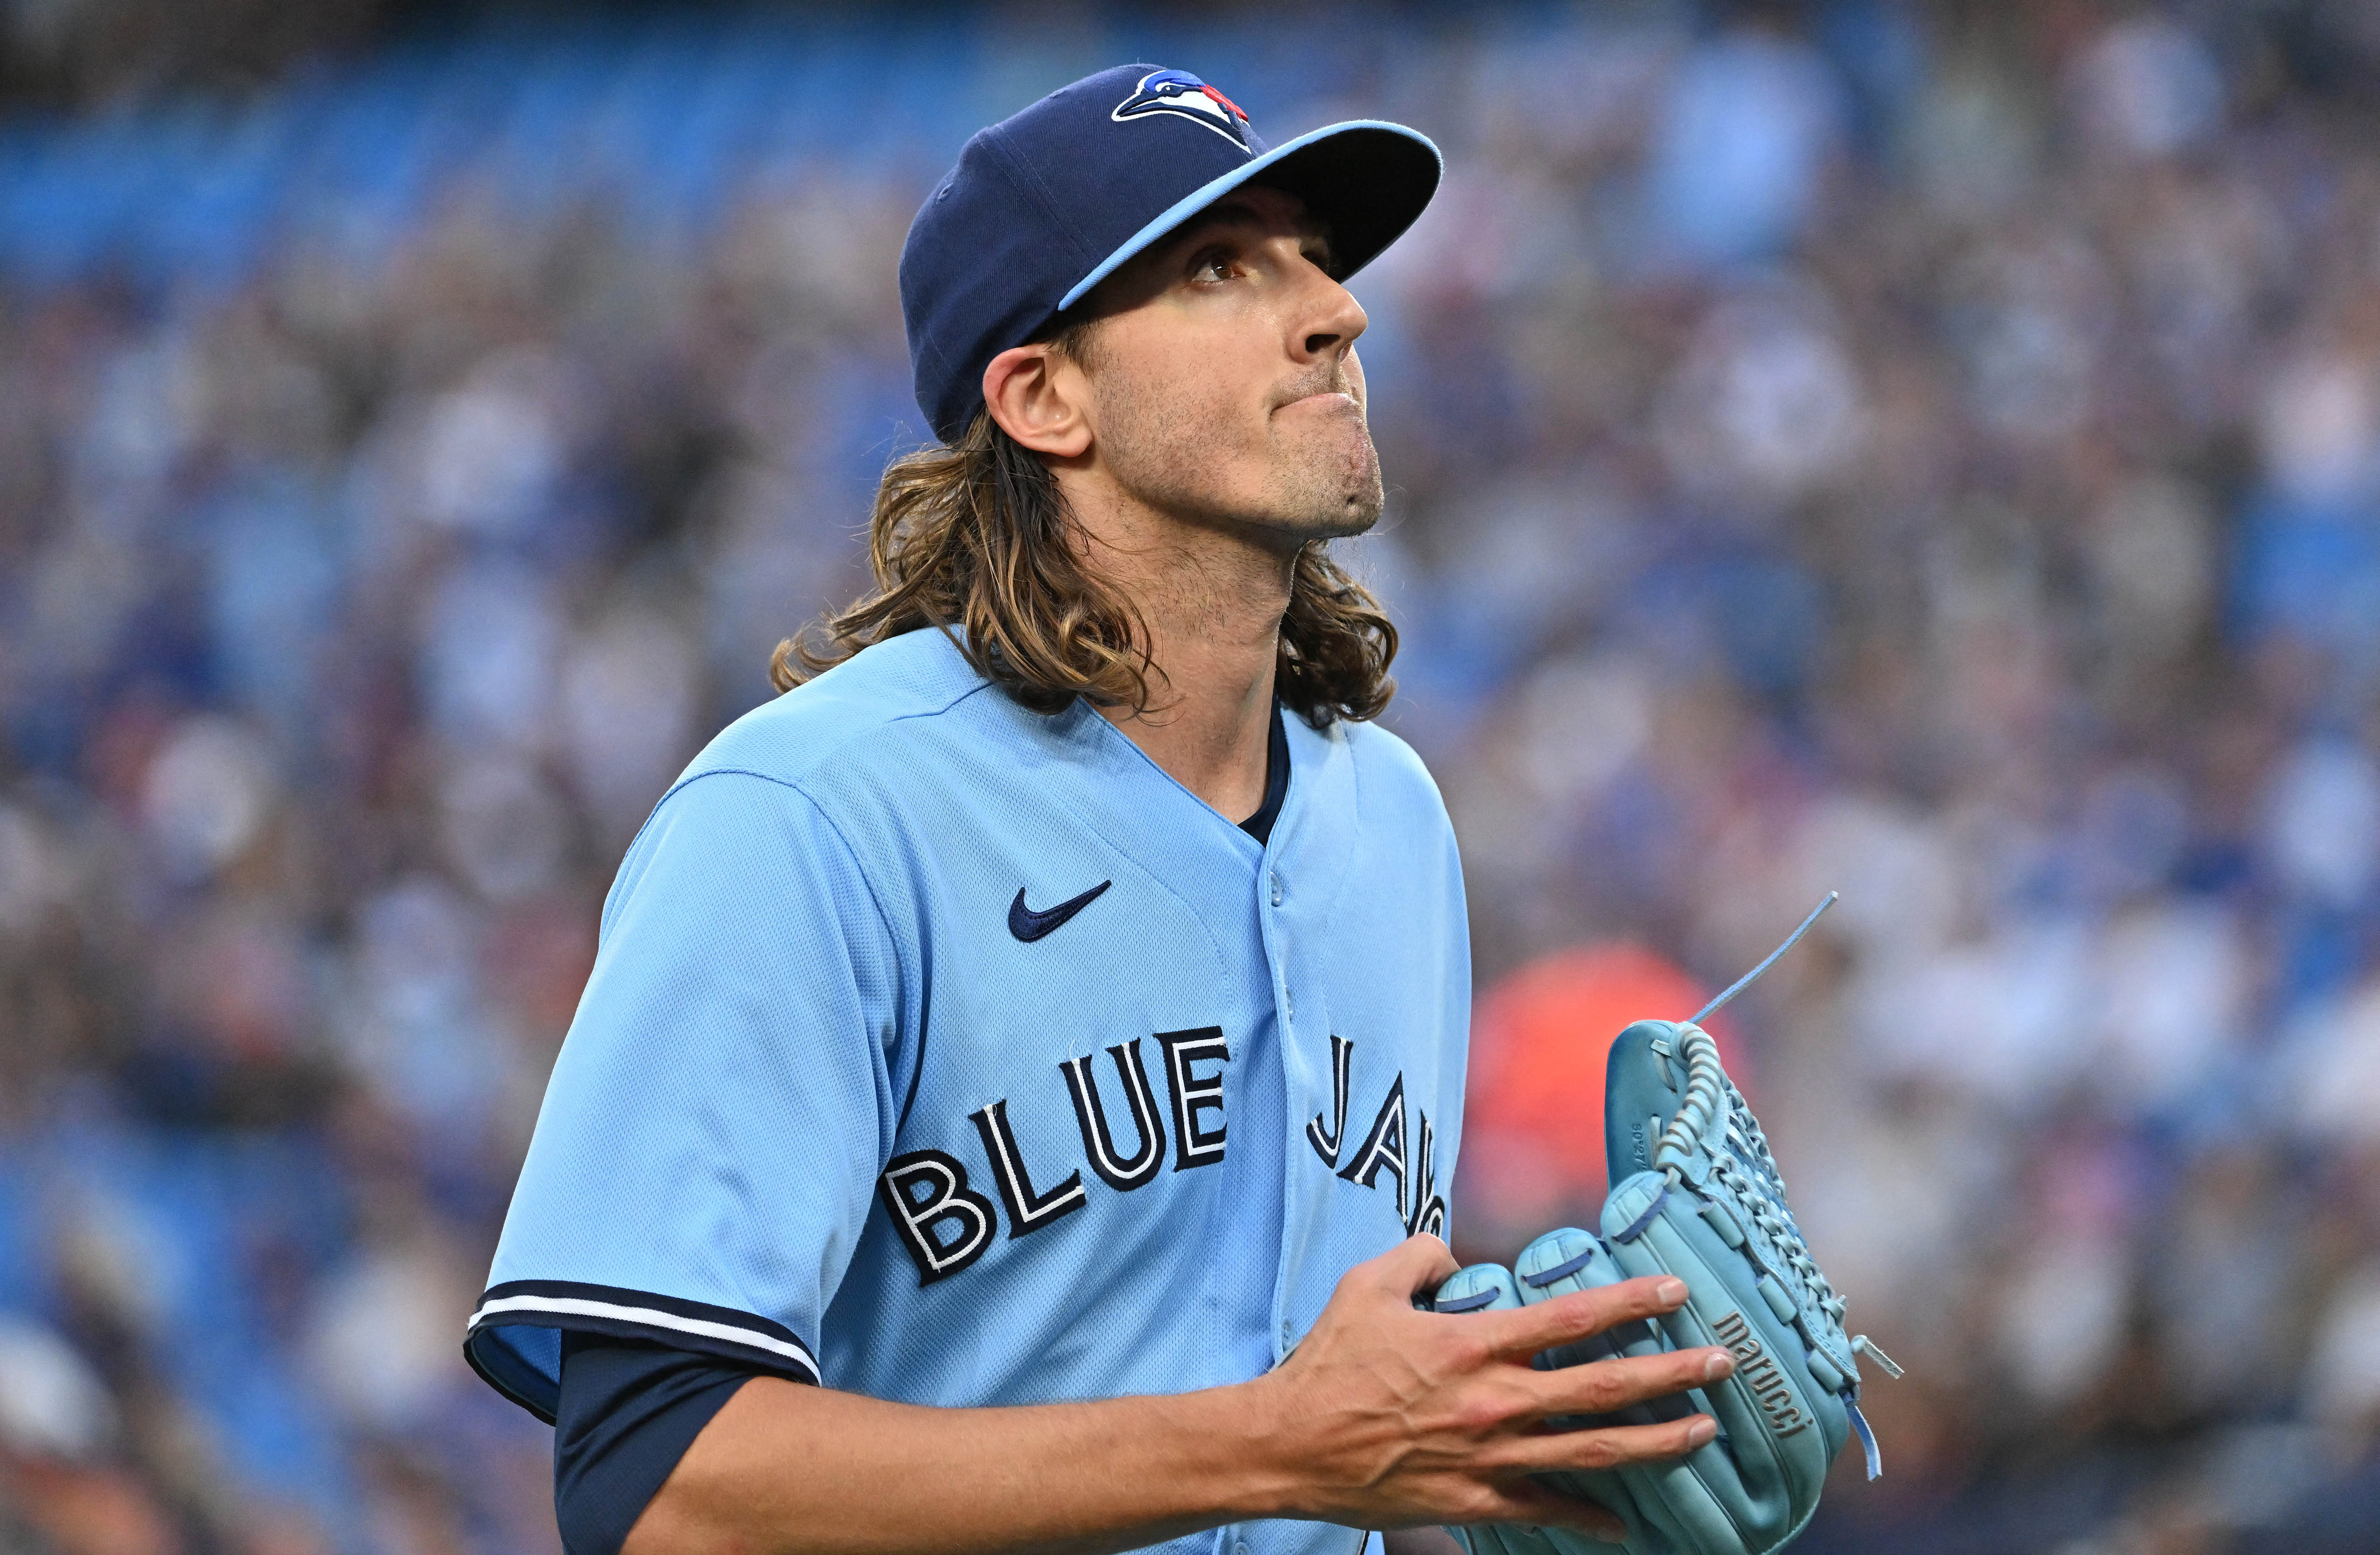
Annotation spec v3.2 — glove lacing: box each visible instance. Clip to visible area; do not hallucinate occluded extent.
[1655,1023,1903,1384]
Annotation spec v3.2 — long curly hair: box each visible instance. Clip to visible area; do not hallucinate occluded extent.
[772,370,1399,726]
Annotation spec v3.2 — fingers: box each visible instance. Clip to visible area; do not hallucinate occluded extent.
[1359,1233,1461,1302]
[1501,1412,1719,1477]
[1468,1274,1687,1357]
[1466,1480,1634,1545]
[1532,1342,1733,1418]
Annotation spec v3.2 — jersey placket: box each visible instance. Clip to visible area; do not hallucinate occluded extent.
[1257,714,1361,1363]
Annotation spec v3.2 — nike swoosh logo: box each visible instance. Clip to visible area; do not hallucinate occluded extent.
[1008,881,1112,942]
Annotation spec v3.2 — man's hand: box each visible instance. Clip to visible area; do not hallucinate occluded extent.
[620,1235,1729,1555]
[1244,1235,1733,1541]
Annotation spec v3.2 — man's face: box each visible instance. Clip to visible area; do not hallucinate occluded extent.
[1071,185,1381,546]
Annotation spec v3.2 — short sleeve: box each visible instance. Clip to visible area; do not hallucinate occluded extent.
[465,770,903,1423]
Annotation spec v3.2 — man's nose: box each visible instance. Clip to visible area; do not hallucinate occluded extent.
[1293,269,1369,364]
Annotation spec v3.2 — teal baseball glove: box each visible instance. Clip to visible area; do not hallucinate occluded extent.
[1432,1006,1899,1555]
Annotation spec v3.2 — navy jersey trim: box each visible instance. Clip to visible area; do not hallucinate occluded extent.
[466,1279,820,1417]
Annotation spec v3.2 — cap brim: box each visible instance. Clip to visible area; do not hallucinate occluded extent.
[1056,120,1442,311]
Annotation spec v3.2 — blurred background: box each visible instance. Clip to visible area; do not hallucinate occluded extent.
[4,0,2380,1550]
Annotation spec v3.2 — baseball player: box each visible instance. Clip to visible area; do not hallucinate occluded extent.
[464,64,1732,1555]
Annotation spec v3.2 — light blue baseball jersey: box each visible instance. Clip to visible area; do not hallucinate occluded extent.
[466,626,1470,1555]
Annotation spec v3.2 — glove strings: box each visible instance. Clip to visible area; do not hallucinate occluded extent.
[1662,1023,1850,1333]
[1649,896,1904,1403]
[1704,1084,1847,1330]
[1653,895,1863,1342]
[1699,1039,1907,1389]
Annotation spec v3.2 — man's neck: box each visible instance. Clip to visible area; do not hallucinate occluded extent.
[1063,481,1289,824]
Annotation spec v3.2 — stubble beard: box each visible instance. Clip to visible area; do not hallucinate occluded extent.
[1094,374,1385,547]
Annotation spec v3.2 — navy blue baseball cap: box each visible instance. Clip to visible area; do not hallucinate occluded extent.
[900,64,1442,442]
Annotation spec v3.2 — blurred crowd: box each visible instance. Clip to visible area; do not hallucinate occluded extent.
[5,3,2380,1552]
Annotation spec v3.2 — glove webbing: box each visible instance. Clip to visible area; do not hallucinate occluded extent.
[1653,1026,1845,1326]
[1649,1023,1903,1476]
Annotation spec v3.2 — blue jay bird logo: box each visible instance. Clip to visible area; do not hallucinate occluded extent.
[1111,69,1252,149]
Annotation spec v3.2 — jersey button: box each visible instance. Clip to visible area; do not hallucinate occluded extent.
[1268,871,1283,906]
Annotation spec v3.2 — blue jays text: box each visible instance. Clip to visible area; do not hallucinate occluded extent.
[883,1024,1448,1285]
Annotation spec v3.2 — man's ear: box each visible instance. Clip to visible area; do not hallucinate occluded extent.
[982,343,1093,459]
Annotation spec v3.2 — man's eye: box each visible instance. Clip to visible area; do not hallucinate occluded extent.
[1195,251,1235,282]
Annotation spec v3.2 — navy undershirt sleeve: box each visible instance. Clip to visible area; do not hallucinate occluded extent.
[552,1332,769,1555]
[552,705,1286,1555]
